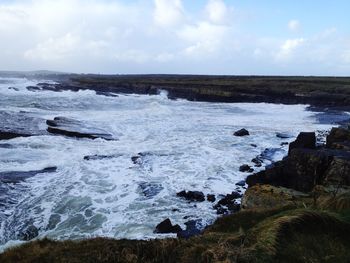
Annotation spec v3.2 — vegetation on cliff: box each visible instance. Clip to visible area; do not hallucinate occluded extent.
[1,126,350,262]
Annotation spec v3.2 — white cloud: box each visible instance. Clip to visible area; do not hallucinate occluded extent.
[288,20,300,32]
[276,38,305,60]
[178,21,229,56]
[0,0,348,75]
[205,0,229,25]
[153,0,184,27]
[24,33,81,61]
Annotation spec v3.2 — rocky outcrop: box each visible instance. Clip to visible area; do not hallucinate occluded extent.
[247,127,350,193]
[233,128,249,137]
[288,132,316,154]
[326,127,350,148]
[0,167,57,184]
[0,111,47,140]
[241,185,310,210]
[154,219,182,234]
[239,164,254,173]
[46,117,115,140]
[176,191,205,202]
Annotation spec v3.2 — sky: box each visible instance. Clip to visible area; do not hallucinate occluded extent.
[0,0,350,75]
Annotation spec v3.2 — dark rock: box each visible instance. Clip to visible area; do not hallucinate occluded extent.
[154,218,182,234]
[288,132,316,154]
[19,225,39,241]
[217,192,242,206]
[46,117,115,140]
[281,142,289,146]
[177,220,202,239]
[323,157,350,186]
[176,190,205,202]
[235,180,246,187]
[131,156,141,164]
[138,182,163,199]
[0,111,47,140]
[250,144,257,147]
[239,164,254,173]
[234,128,249,137]
[276,132,292,139]
[47,214,61,230]
[0,167,57,184]
[251,157,263,167]
[84,154,122,161]
[227,203,241,213]
[326,127,350,148]
[207,194,216,202]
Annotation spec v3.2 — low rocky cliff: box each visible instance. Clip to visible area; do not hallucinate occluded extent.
[1,126,350,262]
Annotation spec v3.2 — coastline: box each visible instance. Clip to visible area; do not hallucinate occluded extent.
[0,74,350,262]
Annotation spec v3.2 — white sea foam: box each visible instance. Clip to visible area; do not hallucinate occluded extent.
[0,77,342,251]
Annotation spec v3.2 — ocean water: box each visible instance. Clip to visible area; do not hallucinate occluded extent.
[0,77,344,251]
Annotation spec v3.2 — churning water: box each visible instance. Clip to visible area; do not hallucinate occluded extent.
[0,77,342,251]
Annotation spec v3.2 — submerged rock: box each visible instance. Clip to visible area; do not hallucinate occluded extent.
[0,167,57,184]
[276,132,292,139]
[0,111,47,140]
[138,182,163,199]
[154,219,182,234]
[239,164,254,173]
[177,220,202,239]
[46,117,115,140]
[176,191,205,202]
[233,128,249,137]
[19,225,39,241]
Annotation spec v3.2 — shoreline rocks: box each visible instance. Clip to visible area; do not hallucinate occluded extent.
[46,117,115,140]
[176,190,205,202]
[233,128,249,137]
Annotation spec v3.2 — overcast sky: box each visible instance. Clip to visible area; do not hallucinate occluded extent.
[1,0,349,75]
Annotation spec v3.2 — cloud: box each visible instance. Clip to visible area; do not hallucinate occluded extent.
[276,38,305,60]
[205,0,230,25]
[288,20,300,32]
[0,0,348,75]
[153,0,185,27]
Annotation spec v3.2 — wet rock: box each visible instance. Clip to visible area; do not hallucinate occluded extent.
[19,225,39,241]
[233,128,249,137]
[138,182,163,199]
[206,194,216,202]
[177,220,202,239]
[131,156,141,164]
[154,218,182,234]
[46,117,115,140]
[326,127,350,149]
[214,191,242,215]
[84,154,122,161]
[0,111,47,140]
[235,180,246,187]
[176,190,205,202]
[239,164,254,173]
[47,214,61,230]
[0,167,57,184]
[276,132,292,139]
[251,157,263,167]
[288,132,316,154]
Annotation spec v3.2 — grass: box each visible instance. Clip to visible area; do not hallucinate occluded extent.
[2,204,350,263]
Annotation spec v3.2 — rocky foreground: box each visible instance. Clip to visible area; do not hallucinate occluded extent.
[1,125,350,262]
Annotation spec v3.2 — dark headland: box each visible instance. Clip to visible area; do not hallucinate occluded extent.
[1,73,350,262]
